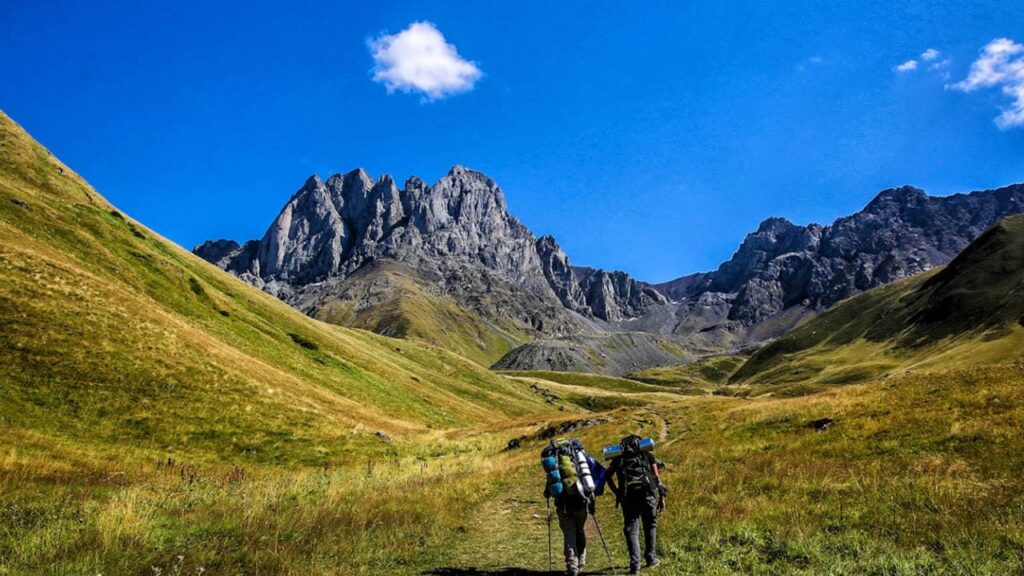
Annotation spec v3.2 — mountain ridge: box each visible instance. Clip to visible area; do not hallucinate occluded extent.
[195,165,666,363]
[196,165,1024,371]
[624,182,1024,342]
[729,212,1024,391]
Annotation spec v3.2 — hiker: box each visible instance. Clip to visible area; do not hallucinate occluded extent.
[541,438,607,576]
[606,434,663,574]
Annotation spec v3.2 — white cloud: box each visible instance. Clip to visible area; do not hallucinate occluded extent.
[795,56,824,71]
[921,48,940,61]
[950,37,1024,129]
[369,22,482,100]
[895,59,919,72]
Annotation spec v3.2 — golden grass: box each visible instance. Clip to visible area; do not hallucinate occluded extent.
[3,107,1024,574]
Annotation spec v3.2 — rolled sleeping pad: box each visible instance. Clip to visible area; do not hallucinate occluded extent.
[603,437,656,458]
[575,450,596,495]
[602,444,623,459]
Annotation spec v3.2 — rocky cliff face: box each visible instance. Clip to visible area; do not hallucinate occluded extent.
[534,235,666,322]
[203,167,549,292]
[196,166,667,360]
[654,183,1024,331]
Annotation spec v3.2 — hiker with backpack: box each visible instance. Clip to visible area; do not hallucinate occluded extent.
[541,438,609,576]
[605,434,664,574]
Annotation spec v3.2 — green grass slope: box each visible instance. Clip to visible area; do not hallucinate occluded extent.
[0,109,556,466]
[629,354,747,393]
[445,364,1024,575]
[732,215,1024,391]
[496,369,669,393]
[312,260,530,367]
[497,369,680,410]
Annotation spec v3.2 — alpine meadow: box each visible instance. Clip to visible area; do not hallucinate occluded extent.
[4,2,1024,575]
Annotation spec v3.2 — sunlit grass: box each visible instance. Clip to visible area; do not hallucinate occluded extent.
[3,107,1024,575]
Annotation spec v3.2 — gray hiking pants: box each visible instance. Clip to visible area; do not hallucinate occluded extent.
[557,504,588,573]
[622,493,658,570]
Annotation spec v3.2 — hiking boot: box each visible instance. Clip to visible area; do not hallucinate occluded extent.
[646,557,662,568]
[628,566,641,575]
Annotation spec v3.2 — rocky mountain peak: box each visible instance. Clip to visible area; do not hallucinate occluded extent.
[534,235,665,322]
[864,185,928,213]
[755,216,798,234]
[434,166,503,203]
[301,174,323,189]
[196,166,671,336]
[193,239,242,266]
[535,235,592,317]
[660,181,1024,331]
[404,175,426,190]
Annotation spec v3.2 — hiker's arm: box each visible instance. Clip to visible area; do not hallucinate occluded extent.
[604,460,618,493]
[651,461,662,484]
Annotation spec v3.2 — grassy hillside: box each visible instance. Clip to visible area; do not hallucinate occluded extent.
[629,354,747,393]
[442,364,1024,575]
[497,369,669,393]
[731,215,1024,392]
[310,260,529,367]
[0,109,557,465]
[0,108,569,574]
[498,369,681,411]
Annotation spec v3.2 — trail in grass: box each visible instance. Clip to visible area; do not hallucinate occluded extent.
[652,410,669,443]
[433,404,675,575]
[438,467,631,575]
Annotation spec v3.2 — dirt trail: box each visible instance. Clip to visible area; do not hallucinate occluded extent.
[645,409,669,443]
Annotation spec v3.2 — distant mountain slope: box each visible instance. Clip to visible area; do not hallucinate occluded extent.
[500,184,1024,374]
[731,214,1024,390]
[0,110,557,464]
[291,259,531,366]
[647,184,1024,346]
[491,331,691,376]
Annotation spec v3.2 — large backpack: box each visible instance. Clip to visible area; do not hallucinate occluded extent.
[618,435,656,497]
[541,438,596,501]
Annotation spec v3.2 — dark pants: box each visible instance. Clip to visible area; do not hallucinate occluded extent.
[556,503,588,574]
[622,493,658,570]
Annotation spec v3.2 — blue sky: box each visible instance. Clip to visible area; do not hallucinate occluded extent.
[2,0,1024,282]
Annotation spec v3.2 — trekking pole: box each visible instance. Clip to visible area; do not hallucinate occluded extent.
[589,499,614,567]
[546,497,553,572]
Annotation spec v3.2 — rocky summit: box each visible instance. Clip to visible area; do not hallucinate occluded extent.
[643,183,1024,344]
[197,169,1024,372]
[194,166,665,364]
[535,235,667,322]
